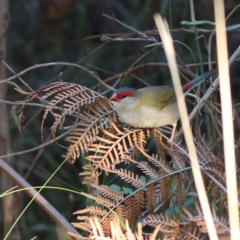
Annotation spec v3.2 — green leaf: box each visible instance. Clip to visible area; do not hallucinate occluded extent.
[181,20,215,26]
[146,178,156,184]
[121,187,133,194]
[181,21,240,31]
[226,24,240,31]
[165,197,194,215]
[140,176,146,182]
[109,184,121,192]
[183,197,194,207]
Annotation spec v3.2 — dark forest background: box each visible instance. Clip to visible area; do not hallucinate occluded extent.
[1,1,240,239]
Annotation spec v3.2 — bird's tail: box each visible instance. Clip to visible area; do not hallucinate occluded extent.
[182,70,212,93]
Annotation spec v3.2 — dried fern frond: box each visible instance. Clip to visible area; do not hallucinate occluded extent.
[80,164,101,187]
[74,206,108,217]
[133,190,145,223]
[136,161,159,179]
[180,224,205,240]
[64,98,115,162]
[195,138,224,169]
[154,178,171,210]
[142,213,181,239]
[137,148,172,174]
[90,184,124,202]
[69,217,164,240]
[180,199,230,238]
[16,82,120,163]
[86,125,146,170]
[16,76,232,240]
[81,192,117,208]
[113,168,146,188]
[194,138,227,200]
[173,172,186,205]
[16,82,103,129]
[146,184,156,214]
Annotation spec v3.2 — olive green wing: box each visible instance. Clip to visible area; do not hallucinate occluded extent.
[138,86,176,110]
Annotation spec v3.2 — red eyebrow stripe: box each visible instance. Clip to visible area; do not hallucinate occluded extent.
[119,92,134,97]
[109,91,135,101]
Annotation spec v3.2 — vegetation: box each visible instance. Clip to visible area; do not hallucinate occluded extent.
[1,1,240,239]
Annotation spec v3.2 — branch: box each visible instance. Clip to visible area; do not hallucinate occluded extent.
[0,61,115,91]
[102,14,158,42]
[189,44,240,122]
[0,160,80,239]
[101,35,156,42]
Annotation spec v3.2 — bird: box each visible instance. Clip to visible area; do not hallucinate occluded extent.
[109,71,212,143]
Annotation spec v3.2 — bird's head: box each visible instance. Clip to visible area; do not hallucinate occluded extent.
[109,87,140,111]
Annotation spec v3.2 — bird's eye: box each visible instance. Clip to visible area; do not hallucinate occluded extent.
[122,94,127,98]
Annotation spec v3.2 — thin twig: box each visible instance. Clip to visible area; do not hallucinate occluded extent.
[2,60,35,92]
[0,62,115,91]
[93,63,196,90]
[102,14,158,42]
[101,35,156,42]
[189,44,240,122]
[0,160,80,238]
[147,28,215,34]
[0,130,69,159]
[102,13,189,69]
[0,99,46,107]
[225,4,240,21]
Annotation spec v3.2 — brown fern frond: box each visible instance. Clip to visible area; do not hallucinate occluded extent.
[155,177,171,210]
[16,82,115,164]
[115,204,128,224]
[74,206,108,217]
[86,126,146,172]
[137,146,172,174]
[181,200,230,237]
[70,217,166,240]
[173,172,186,205]
[125,229,136,239]
[212,207,230,236]
[195,138,224,167]
[202,165,226,187]
[133,190,145,224]
[180,203,207,233]
[100,216,112,237]
[76,216,93,221]
[180,224,205,240]
[124,197,136,226]
[17,82,103,128]
[71,220,92,233]
[142,214,180,234]
[134,128,147,149]
[80,164,99,186]
[146,184,156,214]
[64,99,115,163]
[114,168,146,188]
[82,193,116,208]
[80,164,95,175]
[169,149,186,170]
[90,184,124,202]
[136,161,159,179]
[109,218,127,239]
[193,138,226,196]
[42,81,102,102]
[81,171,99,186]
[214,217,230,236]
[15,87,43,102]
[218,234,231,240]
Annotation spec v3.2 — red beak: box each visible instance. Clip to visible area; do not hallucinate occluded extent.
[109,93,118,102]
